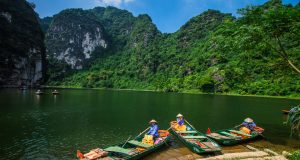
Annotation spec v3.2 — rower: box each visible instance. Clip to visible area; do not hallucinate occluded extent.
[239,118,256,134]
[147,119,159,138]
[242,118,257,131]
[175,113,187,131]
[177,113,185,126]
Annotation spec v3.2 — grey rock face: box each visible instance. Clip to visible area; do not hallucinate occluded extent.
[45,9,108,69]
[0,0,46,87]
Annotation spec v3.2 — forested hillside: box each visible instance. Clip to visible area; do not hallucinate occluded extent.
[45,0,300,97]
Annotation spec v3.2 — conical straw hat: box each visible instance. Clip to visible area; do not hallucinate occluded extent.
[244,118,253,123]
[149,119,157,123]
[177,113,183,117]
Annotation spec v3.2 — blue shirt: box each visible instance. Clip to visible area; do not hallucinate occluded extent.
[177,118,184,126]
[148,124,159,138]
[242,122,256,131]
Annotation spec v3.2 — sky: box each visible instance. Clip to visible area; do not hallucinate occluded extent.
[27,0,299,33]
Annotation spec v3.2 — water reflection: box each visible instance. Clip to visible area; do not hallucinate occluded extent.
[0,89,299,159]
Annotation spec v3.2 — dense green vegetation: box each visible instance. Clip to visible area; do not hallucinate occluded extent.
[289,150,300,160]
[48,0,300,97]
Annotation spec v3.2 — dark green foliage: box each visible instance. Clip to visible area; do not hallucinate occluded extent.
[289,150,300,160]
[48,1,300,97]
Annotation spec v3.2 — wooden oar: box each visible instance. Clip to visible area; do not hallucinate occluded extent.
[234,124,243,129]
[184,119,195,129]
[166,126,172,131]
[122,135,132,148]
[136,127,150,138]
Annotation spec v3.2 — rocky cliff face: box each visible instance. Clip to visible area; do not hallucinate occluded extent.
[45,9,108,70]
[0,0,46,87]
[42,6,160,81]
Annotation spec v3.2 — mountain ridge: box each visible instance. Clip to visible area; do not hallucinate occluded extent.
[42,2,300,97]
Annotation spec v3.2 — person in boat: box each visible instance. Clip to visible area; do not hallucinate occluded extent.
[174,113,187,131]
[147,119,159,138]
[242,118,257,131]
[177,113,185,126]
[142,119,159,145]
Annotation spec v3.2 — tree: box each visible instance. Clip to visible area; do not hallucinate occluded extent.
[236,0,300,74]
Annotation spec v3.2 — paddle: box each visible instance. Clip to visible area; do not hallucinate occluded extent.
[234,124,243,129]
[166,126,172,131]
[234,124,265,139]
[121,135,132,148]
[183,119,218,149]
[136,127,150,138]
[184,119,195,129]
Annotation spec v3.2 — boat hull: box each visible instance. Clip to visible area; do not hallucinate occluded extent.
[169,121,221,155]
[125,136,171,160]
[101,130,172,160]
[207,128,264,146]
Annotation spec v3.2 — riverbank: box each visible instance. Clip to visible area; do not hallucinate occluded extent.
[41,85,300,100]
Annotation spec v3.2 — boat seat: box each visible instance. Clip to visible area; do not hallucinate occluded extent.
[104,146,131,155]
[220,132,241,139]
[183,135,206,139]
[176,131,197,134]
[229,130,251,137]
[128,140,151,148]
[207,133,232,139]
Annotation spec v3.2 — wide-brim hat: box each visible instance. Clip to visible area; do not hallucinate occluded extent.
[177,113,183,117]
[149,119,157,123]
[244,118,253,123]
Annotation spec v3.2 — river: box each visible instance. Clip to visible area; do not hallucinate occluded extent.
[0,89,299,159]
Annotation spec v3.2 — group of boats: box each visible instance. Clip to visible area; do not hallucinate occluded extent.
[77,119,264,160]
[19,86,60,95]
[35,90,59,95]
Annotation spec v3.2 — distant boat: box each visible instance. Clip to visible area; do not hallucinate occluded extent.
[19,86,28,90]
[52,90,59,95]
[35,90,44,95]
[282,110,290,114]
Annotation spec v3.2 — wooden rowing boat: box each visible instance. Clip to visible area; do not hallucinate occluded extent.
[169,121,221,154]
[282,110,289,114]
[206,126,264,146]
[35,91,44,95]
[52,91,59,95]
[79,129,171,160]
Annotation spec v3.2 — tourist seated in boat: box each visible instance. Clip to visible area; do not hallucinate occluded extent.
[240,118,256,134]
[142,119,159,146]
[174,113,187,131]
[147,119,159,138]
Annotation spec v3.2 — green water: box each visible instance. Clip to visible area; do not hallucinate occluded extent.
[0,89,299,159]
